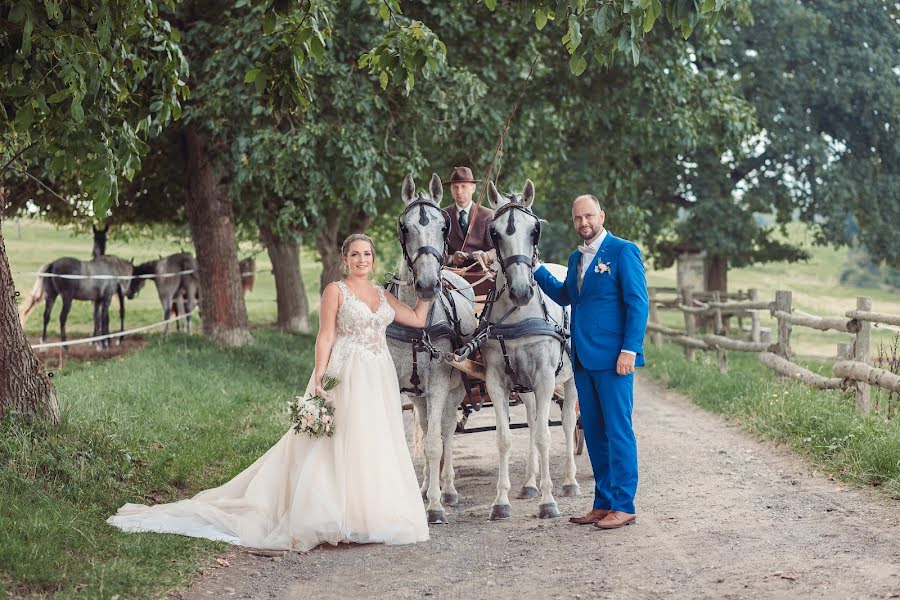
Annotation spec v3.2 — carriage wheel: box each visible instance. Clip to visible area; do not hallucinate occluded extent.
[575,418,585,456]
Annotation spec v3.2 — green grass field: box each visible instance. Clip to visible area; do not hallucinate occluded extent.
[0,330,316,599]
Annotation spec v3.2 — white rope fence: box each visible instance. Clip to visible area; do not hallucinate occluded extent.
[30,311,196,349]
[13,269,258,281]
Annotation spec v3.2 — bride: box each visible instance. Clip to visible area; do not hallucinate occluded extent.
[108,234,432,551]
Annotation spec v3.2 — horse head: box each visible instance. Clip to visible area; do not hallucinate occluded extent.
[487,179,539,306]
[398,173,450,301]
[126,260,156,299]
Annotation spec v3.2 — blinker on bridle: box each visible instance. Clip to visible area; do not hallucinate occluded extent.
[397,194,451,271]
[489,196,542,277]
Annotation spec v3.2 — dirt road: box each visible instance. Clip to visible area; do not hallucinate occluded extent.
[177,376,900,600]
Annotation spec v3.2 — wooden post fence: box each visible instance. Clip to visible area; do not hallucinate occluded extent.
[852,296,872,414]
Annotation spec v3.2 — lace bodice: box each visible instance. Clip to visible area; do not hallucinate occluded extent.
[331,281,395,361]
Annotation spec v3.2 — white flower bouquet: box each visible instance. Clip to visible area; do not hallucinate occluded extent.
[289,375,339,438]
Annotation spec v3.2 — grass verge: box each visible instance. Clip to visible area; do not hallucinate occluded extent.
[1,329,315,599]
[644,342,900,497]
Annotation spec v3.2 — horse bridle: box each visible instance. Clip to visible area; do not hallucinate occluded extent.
[488,197,542,280]
[397,195,452,271]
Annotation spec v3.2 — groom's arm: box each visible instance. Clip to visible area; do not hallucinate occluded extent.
[619,243,649,355]
[533,264,572,307]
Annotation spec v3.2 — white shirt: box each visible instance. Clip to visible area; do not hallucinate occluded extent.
[577,228,607,281]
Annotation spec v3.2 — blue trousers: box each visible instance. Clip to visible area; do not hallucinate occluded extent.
[573,368,638,514]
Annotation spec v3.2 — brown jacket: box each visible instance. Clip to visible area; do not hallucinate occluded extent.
[445,203,494,265]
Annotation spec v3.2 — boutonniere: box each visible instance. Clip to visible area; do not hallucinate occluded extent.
[595,260,611,274]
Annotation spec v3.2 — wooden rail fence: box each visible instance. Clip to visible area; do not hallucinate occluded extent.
[646,287,900,414]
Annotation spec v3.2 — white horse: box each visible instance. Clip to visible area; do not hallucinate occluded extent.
[387,173,478,524]
[477,179,580,520]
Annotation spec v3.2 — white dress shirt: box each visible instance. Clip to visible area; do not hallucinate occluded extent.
[577,228,607,280]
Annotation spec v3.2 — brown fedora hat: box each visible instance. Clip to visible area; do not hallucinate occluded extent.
[446,166,480,185]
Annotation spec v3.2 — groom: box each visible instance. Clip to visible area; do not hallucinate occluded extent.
[533,195,649,530]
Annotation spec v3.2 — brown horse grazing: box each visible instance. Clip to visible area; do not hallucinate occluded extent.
[19,255,133,349]
[239,257,256,293]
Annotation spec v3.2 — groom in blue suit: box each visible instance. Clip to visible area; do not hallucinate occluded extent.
[533,195,649,529]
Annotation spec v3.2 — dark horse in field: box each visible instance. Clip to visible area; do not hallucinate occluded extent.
[126,252,199,335]
[19,255,134,348]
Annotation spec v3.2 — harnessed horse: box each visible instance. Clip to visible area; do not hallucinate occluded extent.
[385,173,478,525]
[453,179,580,520]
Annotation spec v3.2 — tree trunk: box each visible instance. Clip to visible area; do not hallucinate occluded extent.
[314,207,372,293]
[704,254,728,292]
[183,126,251,347]
[0,209,59,423]
[260,224,310,334]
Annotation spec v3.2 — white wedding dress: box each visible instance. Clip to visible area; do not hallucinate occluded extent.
[107,281,429,551]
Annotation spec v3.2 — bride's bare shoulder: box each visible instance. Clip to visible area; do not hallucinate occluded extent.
[322,282,343,306]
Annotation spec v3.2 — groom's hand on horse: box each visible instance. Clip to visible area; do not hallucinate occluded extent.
[616,351,636,376]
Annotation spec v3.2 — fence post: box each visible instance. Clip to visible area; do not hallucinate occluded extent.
[773,290,792,360]
[713,290,727,373]
[749,288,760,343]
[648,287,662,348]
[682,286,696,361]
[852,296,872,414]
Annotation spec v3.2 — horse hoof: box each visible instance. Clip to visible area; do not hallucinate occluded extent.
[490,504,512,521]
[516,486,540,500]
[538,502,561,519]
[441,492,460,507]
[427,510,449,525]
[562,484,581,497]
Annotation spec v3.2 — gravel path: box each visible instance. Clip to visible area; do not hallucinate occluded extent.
[174,375,900,600]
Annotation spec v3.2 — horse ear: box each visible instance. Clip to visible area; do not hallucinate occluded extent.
[522,179,535,208]
[429,173,443,205]
[401,174,416,205]
[487,181,503,209]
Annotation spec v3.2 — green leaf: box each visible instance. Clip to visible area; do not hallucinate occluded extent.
[569,53,587,76]
[484,0,497,10]
[379,71,389,89]
[244,68,259,83]
[535,9,548,30]
[70,97,84,123]
[263,12,276,35]
[567,16,582,52]
[593,5,610,33]
[643,5,659,32]
[631,40,641,66]
[21,16,33,56]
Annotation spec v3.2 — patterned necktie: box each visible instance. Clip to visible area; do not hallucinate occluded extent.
[458,209,468,235]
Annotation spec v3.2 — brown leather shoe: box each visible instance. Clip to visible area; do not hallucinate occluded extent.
[569,508,612,525]
[594,510,636,529]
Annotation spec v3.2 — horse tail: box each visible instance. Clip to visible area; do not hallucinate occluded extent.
[19,263,50,325]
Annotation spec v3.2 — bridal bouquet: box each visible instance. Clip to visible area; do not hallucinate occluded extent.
[289,376,339,438]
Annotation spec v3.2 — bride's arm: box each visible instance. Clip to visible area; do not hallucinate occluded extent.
[385,291,432,328]
[313,283,341,394]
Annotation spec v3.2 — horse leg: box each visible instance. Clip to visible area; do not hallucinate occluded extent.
[184,283,196,335]
[41,291,57,344]
[485,371,513,520]
[160,294,173,336]
[116,288,125,345]
[173,292,185,333]
[439,382,463,507]
[517,391,541,499]
[101,296,112,349]
[533,374,560,519]
[410,396,430,498]
[90,299,101,348]
[423,386,448,524]
[561,377,581,497]
[59,296,73,350]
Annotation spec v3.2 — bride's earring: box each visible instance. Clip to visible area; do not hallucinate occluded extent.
[341,262,349,277]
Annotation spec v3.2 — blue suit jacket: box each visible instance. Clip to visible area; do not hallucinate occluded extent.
[534,233,649,371]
